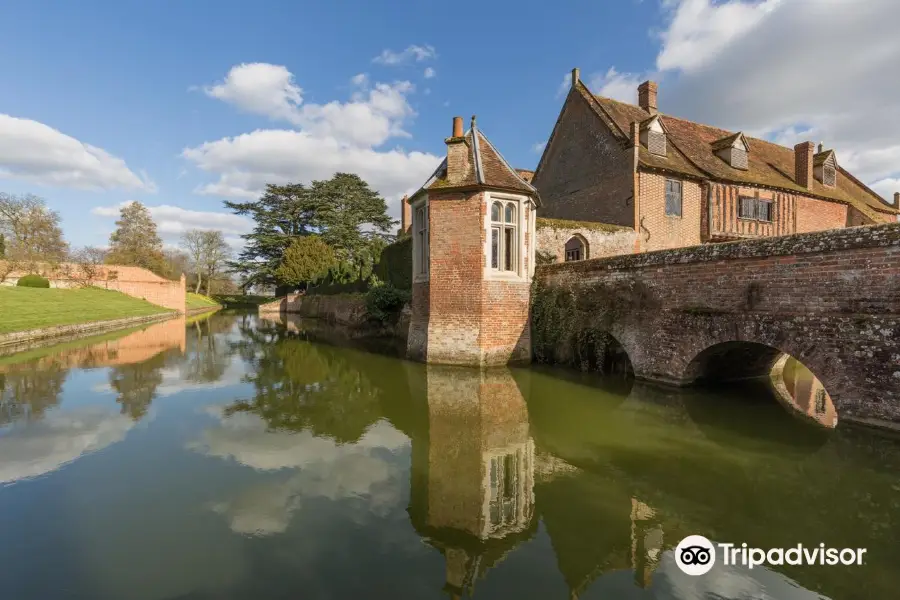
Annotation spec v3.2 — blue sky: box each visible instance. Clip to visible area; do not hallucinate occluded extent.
[1,0,898,250]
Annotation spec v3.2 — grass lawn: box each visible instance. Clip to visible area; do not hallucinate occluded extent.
[211,294,274,307]
[0,286,173,334]
[186,292,221,310]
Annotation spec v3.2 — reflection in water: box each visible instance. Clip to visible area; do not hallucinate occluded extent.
[408,366,536,598]
[0,313,898,600]
[772,355,838,428]
[0,317,191,484]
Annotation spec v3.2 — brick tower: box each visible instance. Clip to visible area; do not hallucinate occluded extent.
[406,116,540,365]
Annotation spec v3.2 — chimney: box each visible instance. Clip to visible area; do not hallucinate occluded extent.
[638,81,658,115]
[445,116,469,184]
[818,142,824,154]
[571,67,580,88]
[794,141,815,189]
[894,192,899,207]
[400,195,411,234]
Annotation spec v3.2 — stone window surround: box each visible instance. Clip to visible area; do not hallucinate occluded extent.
[410,194,429,283]
[482,191,536,281]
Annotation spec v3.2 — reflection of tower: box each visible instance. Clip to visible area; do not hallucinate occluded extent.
[630,498,663,589]
[409,366,536,598]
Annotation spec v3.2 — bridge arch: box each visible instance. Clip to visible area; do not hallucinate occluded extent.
[678,337,840,420]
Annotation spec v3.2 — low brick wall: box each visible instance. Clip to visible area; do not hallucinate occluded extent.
[259,293,368,325]
[0,311,178,354]
[1,262,187,313]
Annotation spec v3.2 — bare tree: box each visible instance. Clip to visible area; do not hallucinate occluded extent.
[201,230,231,296]
[179,229,206,293]
[0,192,69,270]
[67,246,108,287]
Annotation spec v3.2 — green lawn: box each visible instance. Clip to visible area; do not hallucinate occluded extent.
[0,286,173,334]
[210,294,274,307]
[186,292,221,310]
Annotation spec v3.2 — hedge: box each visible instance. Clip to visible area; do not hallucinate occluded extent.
[16,274,50,288]
[374,236,412,290]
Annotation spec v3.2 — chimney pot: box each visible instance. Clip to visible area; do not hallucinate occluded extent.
[452,116,463,138]
[894,192,899,207]
[794,141,815,189]
[638,81,658,115]
[571,67,580,87]
[818,142,824,153]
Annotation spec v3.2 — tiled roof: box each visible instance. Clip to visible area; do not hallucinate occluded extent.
[419,126,537,197]
[571,81,896,217]
[516,169,535,183]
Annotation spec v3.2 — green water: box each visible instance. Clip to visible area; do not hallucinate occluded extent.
[0,312,897,600]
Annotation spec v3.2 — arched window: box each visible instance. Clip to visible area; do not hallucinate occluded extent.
[490,200,518,272]
[564,236,586,262]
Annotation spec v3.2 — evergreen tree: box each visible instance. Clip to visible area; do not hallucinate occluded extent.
[106,201,168,276]
[275,235,335,289]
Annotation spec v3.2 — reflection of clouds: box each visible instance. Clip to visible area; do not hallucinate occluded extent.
[652,550,829,600]
[190,409,409,536]
[0,408,134,484]
[89,359,246,397]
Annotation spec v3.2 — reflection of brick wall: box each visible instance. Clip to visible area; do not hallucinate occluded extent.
[1,263,186,313]
[425,367,533,537]
[0,316,185,371]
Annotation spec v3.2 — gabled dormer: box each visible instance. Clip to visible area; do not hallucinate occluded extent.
[711,132,750,170]
[813,146,838,187]
[639,115,667,157]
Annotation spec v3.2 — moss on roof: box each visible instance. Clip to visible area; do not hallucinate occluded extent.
[536,217,632,233]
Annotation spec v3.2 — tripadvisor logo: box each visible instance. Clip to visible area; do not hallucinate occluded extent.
[674,535,867,576]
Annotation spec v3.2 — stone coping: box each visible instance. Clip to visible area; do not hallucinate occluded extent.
[539,222,900,275]
[0,311,177,353]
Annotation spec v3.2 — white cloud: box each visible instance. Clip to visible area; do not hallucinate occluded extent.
[0,114,155,191]
[203,63,304,124]
[591,0,900,202]
[656,0,783,73]
[190,411,409,536]
[185,63,441,221]
[532,142,546,154]
[0,408,134,484]
[91,201,253,237]
[372,45,436,65]
[351,73,369,87]
[555,73,571,98]
[589,67,647,103]
[423,67,436,79]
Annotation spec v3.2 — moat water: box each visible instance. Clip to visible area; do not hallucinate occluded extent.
[0,311,898,600]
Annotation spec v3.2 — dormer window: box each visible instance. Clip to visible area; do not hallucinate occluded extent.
[814,149,837,188]
[712,132,750,170]
[639,116,667,157]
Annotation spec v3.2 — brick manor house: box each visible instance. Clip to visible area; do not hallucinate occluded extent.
[402,69,900,366]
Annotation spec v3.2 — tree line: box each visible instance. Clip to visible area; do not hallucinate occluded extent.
[1,171,397,295]
[0,193,232,293]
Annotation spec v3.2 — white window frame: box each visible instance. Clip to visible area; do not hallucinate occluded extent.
[483,192,534,281]
[411,195,429,282]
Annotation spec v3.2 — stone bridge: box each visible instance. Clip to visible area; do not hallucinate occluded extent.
[536,223,900,426]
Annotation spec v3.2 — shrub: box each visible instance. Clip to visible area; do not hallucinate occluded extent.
[365,284,410,324]
[16,274,50,288]
[373,237,412,290]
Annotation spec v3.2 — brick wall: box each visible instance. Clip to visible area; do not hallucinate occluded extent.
[534,92,634,226]
[637,172,702,251]
[536,222,900,423]
[796,196,848,233]
[407,191,534,366]
[535,218,637,263]
[0,262,186,313]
